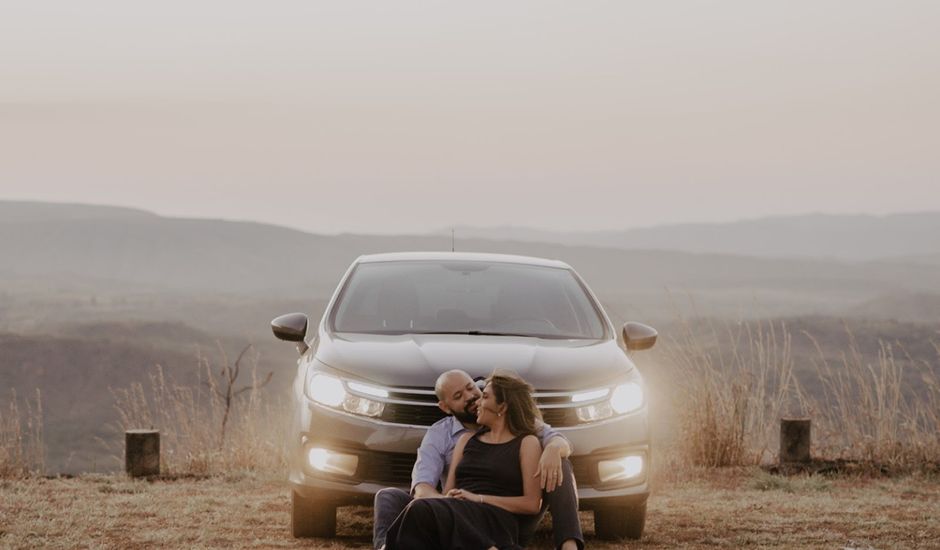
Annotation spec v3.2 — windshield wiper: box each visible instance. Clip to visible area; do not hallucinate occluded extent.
[411,330,536,337]
[344,330,587,339]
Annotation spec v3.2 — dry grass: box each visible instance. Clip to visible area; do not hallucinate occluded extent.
[108,346,288,475]
[804,334,940,469]
[1,469,937,549]
[0,389,44,478]
[660,318,807,467]
[656,318,940,472]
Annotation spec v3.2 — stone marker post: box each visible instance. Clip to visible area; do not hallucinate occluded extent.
[779,418,811,463]
[125,429,160,477]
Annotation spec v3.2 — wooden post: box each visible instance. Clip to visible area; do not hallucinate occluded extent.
[779,418,811,463]
[125,429,160,477]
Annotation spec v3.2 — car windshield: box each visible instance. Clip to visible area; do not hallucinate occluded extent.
[331,260,606,339]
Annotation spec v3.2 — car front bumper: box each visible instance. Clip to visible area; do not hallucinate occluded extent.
[290,400,651,507]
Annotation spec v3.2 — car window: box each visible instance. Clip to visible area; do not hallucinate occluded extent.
[331,261,606,339]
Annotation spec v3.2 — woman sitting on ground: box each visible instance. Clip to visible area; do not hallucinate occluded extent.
[384,370,543,550]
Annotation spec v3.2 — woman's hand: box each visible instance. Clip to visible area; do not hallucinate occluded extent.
[446,488,483,503]
[536,443,564,492]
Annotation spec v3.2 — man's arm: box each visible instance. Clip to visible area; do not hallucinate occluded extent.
[442,433,472,494]
[412,482,444,499]
[410,423,450,499]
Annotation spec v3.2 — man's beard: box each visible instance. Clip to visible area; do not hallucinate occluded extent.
[452,399,479,424]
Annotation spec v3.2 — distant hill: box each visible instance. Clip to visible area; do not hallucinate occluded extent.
[4,202,940,311]
[847,292,940,324]
[0,201,158,223]
[446,212,940,261]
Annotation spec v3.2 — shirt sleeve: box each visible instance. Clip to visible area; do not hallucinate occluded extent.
[537,421,572,453]
[410,423,448,493]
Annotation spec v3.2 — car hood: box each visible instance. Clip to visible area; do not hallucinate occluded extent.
[313,331,635,390]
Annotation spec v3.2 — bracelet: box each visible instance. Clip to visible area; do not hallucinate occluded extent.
[479,494,483,504]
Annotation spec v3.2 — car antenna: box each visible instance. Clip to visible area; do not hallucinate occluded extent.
[451,227,455,252]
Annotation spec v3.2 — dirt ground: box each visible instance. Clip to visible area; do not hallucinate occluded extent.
[1,468,938,549]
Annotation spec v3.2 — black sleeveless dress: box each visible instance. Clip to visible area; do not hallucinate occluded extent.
[385,431,529,550]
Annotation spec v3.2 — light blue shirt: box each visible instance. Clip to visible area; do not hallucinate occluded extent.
[410,416,568,493]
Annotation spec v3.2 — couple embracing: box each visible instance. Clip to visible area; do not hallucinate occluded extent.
[373,369,584,550]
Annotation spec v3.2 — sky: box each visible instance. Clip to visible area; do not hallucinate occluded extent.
[1,1,939,234]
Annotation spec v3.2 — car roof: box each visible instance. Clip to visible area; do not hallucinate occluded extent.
[355,251,571,269]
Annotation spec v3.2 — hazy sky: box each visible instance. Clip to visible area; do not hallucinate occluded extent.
[2,1,938,234]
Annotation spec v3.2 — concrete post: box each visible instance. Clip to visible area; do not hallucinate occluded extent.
[779,418,811,463]
[125,429,160,477]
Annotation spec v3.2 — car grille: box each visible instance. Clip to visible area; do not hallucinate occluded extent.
[349,385,602,428]
[354,449,594,488]
[380,403,448,425]
[377,400,582,427]
[357,450,416,486]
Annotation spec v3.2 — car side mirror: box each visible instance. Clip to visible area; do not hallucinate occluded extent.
[272,312,309,343]
[622,322,657,351]
[272,312,310,354]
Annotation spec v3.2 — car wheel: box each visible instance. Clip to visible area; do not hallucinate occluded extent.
[593,500,646,540]
[291,489,336,538]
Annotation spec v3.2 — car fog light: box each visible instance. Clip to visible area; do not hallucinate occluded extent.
[343,394,385,417]
[597,455,644,483]
[307,447,359,477]
[576,401,613,422]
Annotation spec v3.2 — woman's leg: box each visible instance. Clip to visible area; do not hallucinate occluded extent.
[385,499,441,550]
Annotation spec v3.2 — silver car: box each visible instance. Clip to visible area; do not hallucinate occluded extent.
[272,252,657,540]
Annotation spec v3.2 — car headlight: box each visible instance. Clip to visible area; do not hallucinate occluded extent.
[573,381,644,422]
[609,382,644,415]
[306,371,386,417]
[306,372,347,407]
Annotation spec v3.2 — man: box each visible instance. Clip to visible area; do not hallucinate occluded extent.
[373,369,584,550]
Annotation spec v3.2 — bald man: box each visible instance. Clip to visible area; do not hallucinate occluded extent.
[373,369,583,550]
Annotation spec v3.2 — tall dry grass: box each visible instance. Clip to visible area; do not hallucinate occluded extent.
[0,388,45,478]
[657,318,940,471]
[804,334,940,468]
[660,318,808,467]
[109,346,288,475]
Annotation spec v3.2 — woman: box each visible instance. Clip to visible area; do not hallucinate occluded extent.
[385,371,543,550]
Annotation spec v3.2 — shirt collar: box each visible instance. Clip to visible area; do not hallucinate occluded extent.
[448,415,473,436]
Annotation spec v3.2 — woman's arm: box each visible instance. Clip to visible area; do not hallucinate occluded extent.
[450,435,542,515]
[442,433,472,495]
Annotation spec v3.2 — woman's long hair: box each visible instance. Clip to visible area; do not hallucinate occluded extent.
[486,370,542,437]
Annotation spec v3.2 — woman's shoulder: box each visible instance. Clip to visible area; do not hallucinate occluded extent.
[519,433,540,449]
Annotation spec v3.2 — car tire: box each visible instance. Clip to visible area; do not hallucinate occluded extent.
[594,500,646,540]
[291,489,336,538]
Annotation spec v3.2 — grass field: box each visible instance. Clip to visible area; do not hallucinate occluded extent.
[2,468,938,549]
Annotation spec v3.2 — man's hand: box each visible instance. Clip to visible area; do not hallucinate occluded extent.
[534,441,565,492]
[413,482,445,499]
